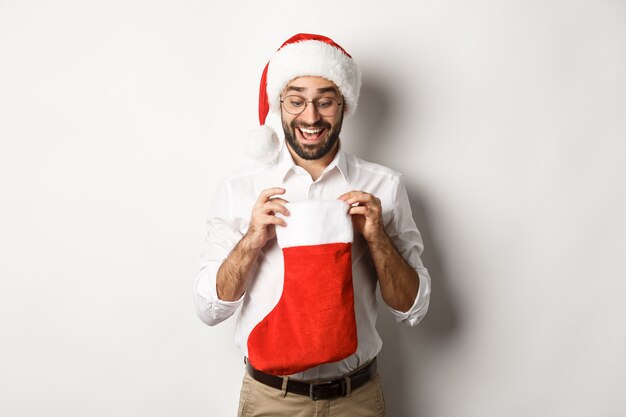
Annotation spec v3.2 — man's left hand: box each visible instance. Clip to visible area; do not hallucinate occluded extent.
[338,191,385,243]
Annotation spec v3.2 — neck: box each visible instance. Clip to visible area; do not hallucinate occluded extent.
[287,141,339,181]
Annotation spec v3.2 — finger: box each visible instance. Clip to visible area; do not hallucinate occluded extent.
[337,190,361,202]
[268,197,290,206]
[343,192,375,206]
[350,204,382,216]
[263,201,290,216]
[262,215,287,228]
[257,187,286,202]
[348,206,369,216]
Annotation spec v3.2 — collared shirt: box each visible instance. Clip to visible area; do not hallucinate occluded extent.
[195,145,431,381]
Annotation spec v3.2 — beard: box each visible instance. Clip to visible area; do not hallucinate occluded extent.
[282,113,344,161]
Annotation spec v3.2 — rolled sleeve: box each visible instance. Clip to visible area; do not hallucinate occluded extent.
[194,179,246,326]
[384,176,432,327]
[195,262,244,326]
[386,265,431,326]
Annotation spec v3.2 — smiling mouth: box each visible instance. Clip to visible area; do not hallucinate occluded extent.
[297,127,325,142]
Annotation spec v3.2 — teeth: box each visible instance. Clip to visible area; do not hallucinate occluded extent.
[300,128,322,134]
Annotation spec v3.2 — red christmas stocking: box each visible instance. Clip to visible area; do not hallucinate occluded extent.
[247,200,357,376]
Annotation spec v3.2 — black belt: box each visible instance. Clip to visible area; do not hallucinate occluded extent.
[245,358,377,401]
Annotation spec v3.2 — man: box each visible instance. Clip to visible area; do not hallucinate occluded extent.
[195,33,431,417]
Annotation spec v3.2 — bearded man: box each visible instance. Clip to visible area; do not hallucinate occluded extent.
[195,33,431,417]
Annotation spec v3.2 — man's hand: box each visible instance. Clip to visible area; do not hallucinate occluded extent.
[338,190,385,243]
[338,189,419,312]
[244,187,290,250]
[216,187,289,301]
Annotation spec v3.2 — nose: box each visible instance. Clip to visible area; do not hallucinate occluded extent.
[298,101,322,124]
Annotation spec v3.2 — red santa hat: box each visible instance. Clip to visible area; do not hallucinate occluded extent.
[247,33,362,163]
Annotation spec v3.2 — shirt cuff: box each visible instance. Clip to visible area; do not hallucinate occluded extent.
[195,264,244,325]
[386,266,431,327]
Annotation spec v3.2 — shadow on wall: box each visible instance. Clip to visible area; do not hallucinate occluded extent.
[353,78,460,416]
[346,73,392,160]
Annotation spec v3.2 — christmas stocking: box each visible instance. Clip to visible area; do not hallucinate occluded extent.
[247,200,358,376]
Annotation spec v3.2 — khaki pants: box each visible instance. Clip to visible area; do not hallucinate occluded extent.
[237,371,386,417]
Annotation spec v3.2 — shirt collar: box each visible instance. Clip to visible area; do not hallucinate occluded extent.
[275,142,350,184]
[324,145,350,183]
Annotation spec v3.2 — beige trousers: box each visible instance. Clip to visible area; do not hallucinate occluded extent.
[237,371,386,417]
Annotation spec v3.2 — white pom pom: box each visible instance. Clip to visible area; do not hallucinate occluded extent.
[246,125,280,163]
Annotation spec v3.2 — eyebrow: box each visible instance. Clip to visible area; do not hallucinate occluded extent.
[317,86,339,94]
[284,85,340,95]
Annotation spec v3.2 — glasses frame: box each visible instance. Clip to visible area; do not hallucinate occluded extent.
[280,95,343,117]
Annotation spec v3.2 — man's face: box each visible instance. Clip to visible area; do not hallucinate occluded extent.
[281,76,344,161]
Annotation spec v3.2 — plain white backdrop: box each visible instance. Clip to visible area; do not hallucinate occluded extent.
[1,1,625,416]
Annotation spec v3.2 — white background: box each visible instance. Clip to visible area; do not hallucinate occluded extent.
[1,1,625,416]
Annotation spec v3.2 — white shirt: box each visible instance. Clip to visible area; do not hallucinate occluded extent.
[195,145,431,381]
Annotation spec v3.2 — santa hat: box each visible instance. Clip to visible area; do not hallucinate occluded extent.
[247,33,362,163]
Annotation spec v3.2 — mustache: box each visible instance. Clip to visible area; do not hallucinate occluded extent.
[292,121,331,130]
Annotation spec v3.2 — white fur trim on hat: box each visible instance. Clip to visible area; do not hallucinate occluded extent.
[246,125,280,163]
[266,40,361,117]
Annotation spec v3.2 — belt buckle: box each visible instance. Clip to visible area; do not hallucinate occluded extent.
[310,381,330,401]
[309,379,347,401]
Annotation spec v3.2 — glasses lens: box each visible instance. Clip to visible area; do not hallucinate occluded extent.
[316,98,338,116]
[282,96,306,115]
[281,96,341,116]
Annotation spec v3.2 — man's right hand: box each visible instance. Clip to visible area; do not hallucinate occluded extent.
[216,187,289,301]
[243,187,290,250]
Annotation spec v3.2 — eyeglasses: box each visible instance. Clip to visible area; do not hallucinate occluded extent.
[280,95,343,117]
